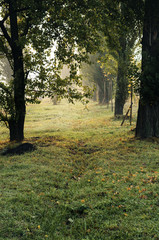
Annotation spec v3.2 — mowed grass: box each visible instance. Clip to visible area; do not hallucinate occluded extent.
[1,99,159,240]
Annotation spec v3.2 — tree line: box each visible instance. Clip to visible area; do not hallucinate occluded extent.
[0,0,159,141]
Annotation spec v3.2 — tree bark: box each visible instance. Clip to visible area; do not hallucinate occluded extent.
[9,0,26,141]
[136,0,159,138]
[8,119,18,142]
[115,37,128,116]
[114,60,127,115]
[115,95,124,115]
[136,101,159,138]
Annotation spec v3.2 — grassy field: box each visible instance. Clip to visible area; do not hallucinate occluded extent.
[1,99,159,240]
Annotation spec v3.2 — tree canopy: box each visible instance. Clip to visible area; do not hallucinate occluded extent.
[0,0,107,141]
[0,0,159,140]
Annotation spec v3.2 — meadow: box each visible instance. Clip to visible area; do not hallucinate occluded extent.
[1,99,159,240]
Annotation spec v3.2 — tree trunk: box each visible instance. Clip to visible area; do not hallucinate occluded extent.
[102,81,108,105]
[98,86,104,104]
[98,79,109,105]
[110,79,114,112]
[136,101,159,138]
[115,60,127,115]
[9,0,26,141]
[115,97,124,115]
[105,80,110,107]
[115,38,128,116]
[8,119,18,142]
[136,0,159,138]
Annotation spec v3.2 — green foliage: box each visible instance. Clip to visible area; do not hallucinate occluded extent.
[103,1,143,113]
[127,57,141,95]
[81,54,103,85]
[0,0,109,136]
[99,49,118,85]
[80,47,117,104]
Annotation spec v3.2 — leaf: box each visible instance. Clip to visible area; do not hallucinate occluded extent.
[68,218,74,223]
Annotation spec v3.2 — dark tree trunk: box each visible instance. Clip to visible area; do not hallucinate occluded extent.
[115,38,128,116]
[136,101,159,138]
[9,0,26,141]
[8,119,18,141]
[110,80,114,112]
[115,96,124,115]
[104,80,110,106]
[136,0,159,138]
[115,60,127,115]
[102,81,108,105]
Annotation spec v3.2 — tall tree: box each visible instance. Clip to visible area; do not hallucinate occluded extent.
[0,0,102,141]
[136,0,159,138]
[103,1,141,116]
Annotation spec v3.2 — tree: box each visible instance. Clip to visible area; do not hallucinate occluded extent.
[98,50,117,107]
[80,51,117,106]
[102,1,142,116]
[0,0,102,141]
[115,36,131,116]
[136,0,159,138]
[80,53,107,104]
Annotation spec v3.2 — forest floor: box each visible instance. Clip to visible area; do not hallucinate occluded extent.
[1,99,159,240]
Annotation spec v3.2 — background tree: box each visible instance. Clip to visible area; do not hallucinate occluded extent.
[80,51,117,106]
[80,53,108,105]
[102,1,142,116]
[99,50,117,109]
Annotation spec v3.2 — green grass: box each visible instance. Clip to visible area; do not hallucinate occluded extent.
[1,99,159,240]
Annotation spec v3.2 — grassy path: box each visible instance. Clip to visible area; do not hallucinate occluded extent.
[1,100,159,239]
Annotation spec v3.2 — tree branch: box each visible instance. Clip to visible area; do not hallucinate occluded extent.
[0,5,30,43]
[20,17,31,37]
[1,12,10,24]
[0,21,12,47]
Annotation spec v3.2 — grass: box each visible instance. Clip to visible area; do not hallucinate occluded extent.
[1,99,159,240]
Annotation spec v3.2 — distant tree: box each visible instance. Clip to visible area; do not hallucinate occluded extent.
[81,51,117,106]
[99,50,117,109]
[102,1,142,116]
[80,54,106,104]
